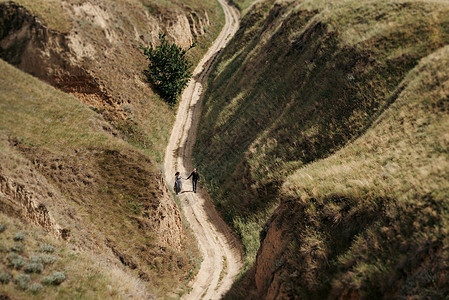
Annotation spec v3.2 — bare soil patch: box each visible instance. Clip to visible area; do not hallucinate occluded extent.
[163,0,242,299]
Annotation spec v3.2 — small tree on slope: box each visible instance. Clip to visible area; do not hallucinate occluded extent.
[141,34,196,106]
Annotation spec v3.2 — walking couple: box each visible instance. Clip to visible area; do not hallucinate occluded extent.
[174,168,200,195]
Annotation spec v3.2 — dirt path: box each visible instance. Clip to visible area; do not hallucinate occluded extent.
[163,1,241,299]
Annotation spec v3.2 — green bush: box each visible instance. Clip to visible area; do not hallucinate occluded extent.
[28,283,43,294]
[10,245,23,253]
[15,274,31,290]
[39,244,55,253]
[13,232,26,241]
[140,33,195,106]
[25,262,44,274]
[41,254,57,264]
[7,253,25,269]
[42,272,65,285]
[30,256,43,264]
[0,271,12,284]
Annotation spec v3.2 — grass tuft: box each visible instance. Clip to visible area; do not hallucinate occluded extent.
[41,254,57,265]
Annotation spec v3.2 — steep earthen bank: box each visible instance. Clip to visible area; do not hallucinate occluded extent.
[0,57,195,297]
[0,0,220,161]
[0,0,224,297]
[192,0,449,298]
[249,44,449,296]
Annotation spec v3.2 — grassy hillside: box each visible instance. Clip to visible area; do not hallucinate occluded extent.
[258,43,449,299]
[0,0,224,164]
[0,211,149,299]
[0,59,199,298]
[194,0,449,273]
[229,0,258,13]
[0,0,228,297]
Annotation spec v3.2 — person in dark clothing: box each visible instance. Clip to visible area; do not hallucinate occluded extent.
[174,171,182,195]
[186,168,200,193]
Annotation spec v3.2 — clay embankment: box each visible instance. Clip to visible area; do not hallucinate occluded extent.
[164,0,243,299]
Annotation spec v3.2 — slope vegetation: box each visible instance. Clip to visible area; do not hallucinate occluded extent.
[0,59,198,298]
[253,44,449,299]
[193,0,449,296]
[0,0,226,298]
[0,0,224,162]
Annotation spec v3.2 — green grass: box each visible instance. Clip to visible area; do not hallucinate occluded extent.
[277,44,449,298]
[194,0,449,276]
[0,59,198,298]
[0,0,225,297]
[229,0,259,13]
[2,0,225,165]
[0,60,126,153]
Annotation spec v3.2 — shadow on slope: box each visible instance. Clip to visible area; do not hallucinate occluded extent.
[241,43,449,299]
[194,0,449,270]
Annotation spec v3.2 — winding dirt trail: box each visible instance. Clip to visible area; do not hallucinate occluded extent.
[163,1,241,299]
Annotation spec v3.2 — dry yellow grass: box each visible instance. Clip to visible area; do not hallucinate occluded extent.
[0,0,71,32]
[0,60,126,154]
[0,59,197,298]
[0,212,151,299]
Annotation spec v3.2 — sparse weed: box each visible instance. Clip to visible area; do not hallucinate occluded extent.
[30,256,43,264]
[10,244,23,253]
[0,223,6,233]
[124,105,133,114]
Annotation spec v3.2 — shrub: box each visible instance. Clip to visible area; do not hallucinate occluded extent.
[42,272,65,285]
[0,271,12,284]
[25,262,44,274]
[28,283,43,294]
[13,232,26,241]
[140,33,195,106]
[10,245,23,253]
[30,256,43,264]
[7,253,25,269]
[39,244,55,253]
[6,252,18,262]
[15,274,31,290]
[41,254,57,264]
[0,224,6,233]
